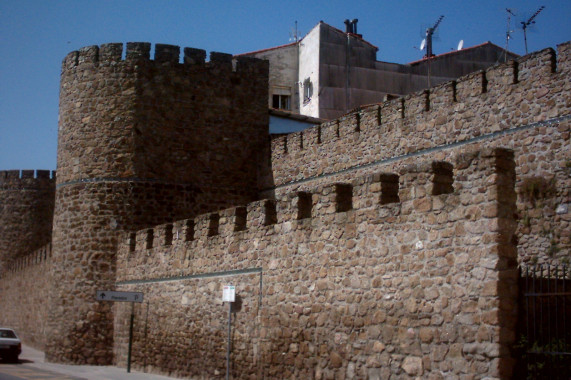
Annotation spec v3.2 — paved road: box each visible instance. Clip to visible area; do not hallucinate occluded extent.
[0,346,176,380]
[0,361,85,379]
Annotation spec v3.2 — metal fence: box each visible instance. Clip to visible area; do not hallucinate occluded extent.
[515,265,571,379]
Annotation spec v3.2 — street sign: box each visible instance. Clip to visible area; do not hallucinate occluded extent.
[223,285,235,302]
[96,290,143,303]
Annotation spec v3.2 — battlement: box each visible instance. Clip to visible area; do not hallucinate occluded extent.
[3,243,52,275]
[119,147,514,274]
[0,169,56,186]
[62,42,268,73]
[270,42,569,186]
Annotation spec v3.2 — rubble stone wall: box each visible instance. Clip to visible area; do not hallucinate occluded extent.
[0,244,51,349]
[115,148,518,379]
[266,42,571,266]
[0,170,55,273]
[46,42,269,364]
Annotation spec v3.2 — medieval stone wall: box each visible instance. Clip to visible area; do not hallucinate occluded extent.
[0,244,51,349]
[114,148,518,379]
[46,42,269,364]
[0,170,55,273]
[265,42,570,266]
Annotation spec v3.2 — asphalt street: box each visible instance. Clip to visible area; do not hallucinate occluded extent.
[0,345,176,380]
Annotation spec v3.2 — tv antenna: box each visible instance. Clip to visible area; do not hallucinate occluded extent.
[457,40,464,51]
[504,8,516,62]
[425,15,444,58]
[289,21,300,43]
[520,6,545,54]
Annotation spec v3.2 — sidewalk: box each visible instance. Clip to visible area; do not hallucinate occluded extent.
[19,345,178,380]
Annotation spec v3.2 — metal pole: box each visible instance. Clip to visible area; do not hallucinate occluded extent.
[127,302,134,373]
[226,301,232,380]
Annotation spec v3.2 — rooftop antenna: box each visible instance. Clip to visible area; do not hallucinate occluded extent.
[504,8,516,61]
[289,21,300,43]
[457,40,464,51]
[520,6,545,54]
[425,15,444,58]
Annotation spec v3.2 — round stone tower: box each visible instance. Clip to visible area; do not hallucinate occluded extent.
[0,170,55,274]
[46,43,268,364]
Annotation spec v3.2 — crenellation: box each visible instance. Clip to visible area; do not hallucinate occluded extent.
[246,199,276,229]
[126,42,151,60]
[209,51,233,71]
[61,43,265,74]
[21,170,34,178]
[430,81,455,113]
[486,60,518,93]
[406,89,430,118]
[518,48,557,83]
[455,70,486,101]
[0,169,56,183]
[557,41,571,74]
[62,50,79,70]
[380,97,402,125]
[359,105,380,131]
[305,125,320,146]
[183,47,206,65]
[100,43,123,62]
[154,43,180,63]
[219,206,247,236]
[319,119,338,143]
[78,45,99,64]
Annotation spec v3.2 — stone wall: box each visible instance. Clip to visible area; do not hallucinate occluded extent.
[265,42,571,266]
[46,42,269,364]
[114,148,518,379]
[0,244,51,349]
[0,170,55,273]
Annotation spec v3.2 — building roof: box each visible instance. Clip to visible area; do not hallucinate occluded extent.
[269,109,326,125]
[407,41,518,65]
[235,41,298,57]
[235,21,379,57]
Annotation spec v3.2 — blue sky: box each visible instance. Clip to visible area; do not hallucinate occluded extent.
[1,0,569,170]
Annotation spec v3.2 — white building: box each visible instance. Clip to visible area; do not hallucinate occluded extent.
[238,21,517,120]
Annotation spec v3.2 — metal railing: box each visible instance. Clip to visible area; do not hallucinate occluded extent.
[515,265,571,379]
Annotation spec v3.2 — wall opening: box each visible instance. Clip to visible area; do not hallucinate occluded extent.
[297,192,313,219]
[264,200,277,226]
[185,219,195,241]
[380,174,400,205]
[335,184,353,212]
[129,232,136,252]
[146,229,154,249]
[234,207,247,232]
[208,214,220,237]
[432,162,454,195]
[165,224,173,246]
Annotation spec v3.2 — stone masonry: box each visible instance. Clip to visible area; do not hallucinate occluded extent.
[46,42,269,364]
[0,39,569,379]
[114,148,518,379]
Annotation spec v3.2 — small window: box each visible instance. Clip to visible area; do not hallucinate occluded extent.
[303,78,313,103]
[272,94,291,110]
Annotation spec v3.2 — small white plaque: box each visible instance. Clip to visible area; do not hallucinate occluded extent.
[223,285,235,302]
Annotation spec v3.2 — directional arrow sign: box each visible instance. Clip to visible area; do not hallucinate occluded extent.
[96,290,143,303]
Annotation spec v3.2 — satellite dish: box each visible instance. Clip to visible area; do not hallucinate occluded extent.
[420,39,426,51]
[457,40,464,50]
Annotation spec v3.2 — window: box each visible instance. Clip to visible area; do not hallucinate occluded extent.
[303,78,313,103]
[272,94,291,110]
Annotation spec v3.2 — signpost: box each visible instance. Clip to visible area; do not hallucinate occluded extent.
[96,290,144,373]
[223,285,235,380]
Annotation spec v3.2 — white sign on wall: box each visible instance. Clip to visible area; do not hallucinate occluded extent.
[223,285,235,302]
